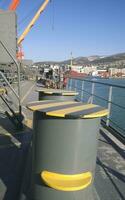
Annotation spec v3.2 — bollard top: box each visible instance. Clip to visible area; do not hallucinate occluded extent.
[27,100,108,119]
[36,88,79,96]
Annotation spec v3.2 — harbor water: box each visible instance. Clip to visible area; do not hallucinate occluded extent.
[68,78,125,136]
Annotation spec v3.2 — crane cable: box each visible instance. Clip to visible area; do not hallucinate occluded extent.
[51,0,54,30]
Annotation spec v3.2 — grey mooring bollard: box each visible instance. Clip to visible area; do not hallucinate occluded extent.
[27,100,108,200]
[36,88,79,101]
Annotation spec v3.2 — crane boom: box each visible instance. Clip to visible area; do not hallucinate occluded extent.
[18,0,50,45]
[9,0,20,10]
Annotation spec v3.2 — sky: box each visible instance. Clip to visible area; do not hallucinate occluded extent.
[0,0,125,61]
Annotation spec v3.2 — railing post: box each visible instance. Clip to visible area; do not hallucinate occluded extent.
[90,82,95,104]
[0,40,21,114]
[75,79,77,91]
[66,78,69,90]
[69,78,73,90]
[106,86,112,126]
[81,80,84,101]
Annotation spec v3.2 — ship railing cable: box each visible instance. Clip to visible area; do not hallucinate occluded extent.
[68,77,125,143]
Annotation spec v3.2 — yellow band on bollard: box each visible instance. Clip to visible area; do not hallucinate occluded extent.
[41,171,92,191]
[62,92,79,96]
[0,88,6,95]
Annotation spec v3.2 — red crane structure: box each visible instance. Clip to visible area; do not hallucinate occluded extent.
[9,0,20,11]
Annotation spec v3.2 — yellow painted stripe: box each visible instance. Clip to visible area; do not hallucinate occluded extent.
[41,171,92,191]
[36,89,78,95]
[36,89,58,92]
[36,89,47,92]
[47,104,97,117]
[83,109,109,118]
[44,92,53,94]
[36,89,73,92]
[0,88,6,94]
[62,92,78,96]
[28,101,77,111]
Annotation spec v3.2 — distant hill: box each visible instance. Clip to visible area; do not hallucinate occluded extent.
[91,53,125,64]
[61,56,102,65]
[34,53,125,66]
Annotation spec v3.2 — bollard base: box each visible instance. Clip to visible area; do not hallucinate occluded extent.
[29,185,95,200]
[20,186,100,200]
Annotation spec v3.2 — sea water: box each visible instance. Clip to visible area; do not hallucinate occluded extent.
[69,78,125,136]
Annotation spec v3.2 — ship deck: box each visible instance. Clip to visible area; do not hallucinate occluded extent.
[0,81,125,200]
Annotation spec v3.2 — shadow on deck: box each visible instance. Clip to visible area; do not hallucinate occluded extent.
[94,129,125,200]
[0,114,32,200]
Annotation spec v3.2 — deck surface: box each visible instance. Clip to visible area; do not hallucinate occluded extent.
[95,129,125,200]
[0,80,125,200]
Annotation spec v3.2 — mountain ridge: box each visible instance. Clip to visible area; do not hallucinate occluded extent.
[34,52,125,66]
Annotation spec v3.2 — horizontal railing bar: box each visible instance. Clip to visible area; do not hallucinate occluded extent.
[81,89,91,96]
[70,78,125,89]
[85,91,108,102]
[102,118,125,138]
[101,120,125,144]
[108,118,125,132]
[72,81,125,110]
[111,101,125,110]
[69,78,125,137]
[77,88,108,102]
[81,89,125,110]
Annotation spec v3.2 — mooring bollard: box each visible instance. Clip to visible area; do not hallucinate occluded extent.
[36,88,78,101]
[27,100,108,200]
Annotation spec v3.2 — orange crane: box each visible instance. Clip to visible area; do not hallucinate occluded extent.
[17,0,50,60]
[9,0,20,11]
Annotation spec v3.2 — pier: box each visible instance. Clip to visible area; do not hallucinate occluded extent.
[0,80,125,199]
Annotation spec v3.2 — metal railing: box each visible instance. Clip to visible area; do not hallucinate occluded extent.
[68,77,125,141]
[0,40,21,114]
[0,71,19,100]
